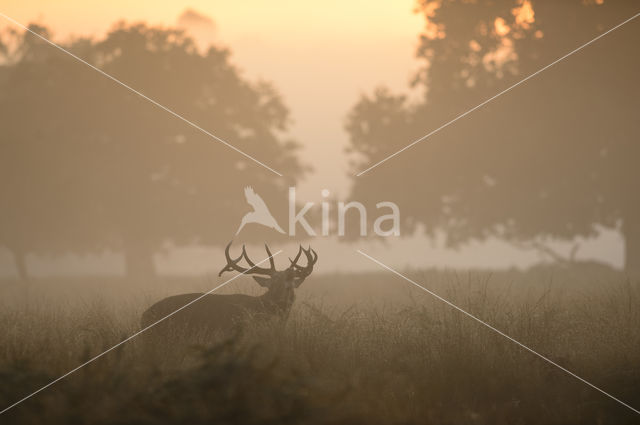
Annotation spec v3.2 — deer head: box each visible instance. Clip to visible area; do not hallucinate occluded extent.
[218,242,318,314]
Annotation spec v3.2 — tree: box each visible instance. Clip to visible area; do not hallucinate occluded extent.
[345,1,640,272]
[0,22,306,279]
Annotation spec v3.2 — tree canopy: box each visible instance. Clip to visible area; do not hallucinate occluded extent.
[345,0,640,271]
[0,22,306,278]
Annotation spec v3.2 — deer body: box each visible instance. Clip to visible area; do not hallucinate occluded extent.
[140,243,317,338]
[141,290,295,333]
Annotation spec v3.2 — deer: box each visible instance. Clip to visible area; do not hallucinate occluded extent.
[140,242,318,339]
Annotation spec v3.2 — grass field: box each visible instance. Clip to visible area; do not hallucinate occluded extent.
[0,266,639,424]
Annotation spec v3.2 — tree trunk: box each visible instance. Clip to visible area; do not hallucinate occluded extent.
[13,246,29,281]
[123,238,156,279]
[623,214,640,276]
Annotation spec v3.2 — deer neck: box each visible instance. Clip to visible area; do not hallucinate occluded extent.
[260,286,295,316]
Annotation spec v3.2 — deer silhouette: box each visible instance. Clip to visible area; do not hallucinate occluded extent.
[140,242,317,338]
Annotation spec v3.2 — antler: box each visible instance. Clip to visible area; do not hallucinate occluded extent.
[218,241,277,277]
[289,245,318,278]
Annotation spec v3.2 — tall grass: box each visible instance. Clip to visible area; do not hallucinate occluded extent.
[0,267,639,424]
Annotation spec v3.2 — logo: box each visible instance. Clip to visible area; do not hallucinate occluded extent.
[236,187,400,237]
[236,187,286,235]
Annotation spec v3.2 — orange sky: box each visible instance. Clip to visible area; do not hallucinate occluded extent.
[0,1,625,274]
[1,0,425,199]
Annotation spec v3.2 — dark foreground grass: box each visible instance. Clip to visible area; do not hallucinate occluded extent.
[0,267,639,424]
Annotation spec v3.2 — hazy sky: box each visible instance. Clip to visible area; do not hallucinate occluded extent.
[0,1,625,275]
[2,0,425,199]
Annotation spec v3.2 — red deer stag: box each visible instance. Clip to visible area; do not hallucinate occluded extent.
[140,242,317,337]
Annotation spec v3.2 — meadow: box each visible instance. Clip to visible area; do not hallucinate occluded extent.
[0,265,639,424]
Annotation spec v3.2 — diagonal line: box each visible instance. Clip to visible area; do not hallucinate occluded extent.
[0,250,282,416]
[0,12,283,177]
[356,11,640,177]
[356,249,640,415]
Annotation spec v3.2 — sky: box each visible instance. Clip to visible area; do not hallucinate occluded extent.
[0,1,626,275]
[1,0,425,199]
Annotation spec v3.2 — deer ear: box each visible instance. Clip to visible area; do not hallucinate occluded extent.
[253,276,271,288]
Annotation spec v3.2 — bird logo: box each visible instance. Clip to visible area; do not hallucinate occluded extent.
[236,186,286,235]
